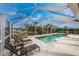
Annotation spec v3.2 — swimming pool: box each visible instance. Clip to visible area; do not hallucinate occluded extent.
[36,34,67,43]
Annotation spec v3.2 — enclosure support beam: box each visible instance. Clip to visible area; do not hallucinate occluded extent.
[10,23,13,40]
[0,13,5,56]
[35,25,37,35]
[68,3,79,20]
[51,27,53,33]
[42,27,44,34]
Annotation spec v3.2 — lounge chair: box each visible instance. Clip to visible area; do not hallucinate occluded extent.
[21,44,40,56]
[12,34,32,44]
[5,42,40,56]
[12,35,32,48]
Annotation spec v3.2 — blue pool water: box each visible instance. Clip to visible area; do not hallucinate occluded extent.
[36,34,67,43]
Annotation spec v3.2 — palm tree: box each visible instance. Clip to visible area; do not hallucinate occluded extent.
[53,26,56,33]
[23,23,29,37]
[33,21,38,35]
[64,26,67,34]
[51,25,56,33]
[46,24,50,34]
[51,27,53,33]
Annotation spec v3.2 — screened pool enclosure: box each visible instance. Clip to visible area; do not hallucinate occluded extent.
[0,3,79,56]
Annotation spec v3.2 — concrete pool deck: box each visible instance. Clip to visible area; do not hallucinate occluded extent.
[27,34,79,56]
[4,33,79,56]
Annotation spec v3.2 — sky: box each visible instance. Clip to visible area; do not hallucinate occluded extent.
[1,3,79,29]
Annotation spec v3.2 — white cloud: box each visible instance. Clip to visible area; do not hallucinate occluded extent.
[9,12,17,15]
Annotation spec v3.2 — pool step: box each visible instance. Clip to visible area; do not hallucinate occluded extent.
[67,34,79,39]
[57,39,79,46]
[65,37,79,41]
